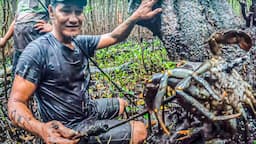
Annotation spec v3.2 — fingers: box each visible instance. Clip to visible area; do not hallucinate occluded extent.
[53,122,79,139]
[34,22,52,33]
[118,98,128,115]
[133,0,162,20]
[145,8,162,18]
[141,0,158,7]
[57,126,79,139]
[34,23,44,31]
[42,121,81,144]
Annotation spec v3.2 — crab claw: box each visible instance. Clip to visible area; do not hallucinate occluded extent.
[237,31,252,51]
[176,129,194,141]
[222,30,252,51]
[176,127,203,141]
[208,30,252,55]
[177,129,190,135]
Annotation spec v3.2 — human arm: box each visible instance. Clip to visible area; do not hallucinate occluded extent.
[34,20,52,33]
[96,0,162,49]
[0,20,15,48]
[8,75,80,144]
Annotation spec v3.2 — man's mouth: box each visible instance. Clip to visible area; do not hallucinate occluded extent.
[66,25,80,29]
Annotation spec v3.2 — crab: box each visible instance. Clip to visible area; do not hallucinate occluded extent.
[143,30,256,143]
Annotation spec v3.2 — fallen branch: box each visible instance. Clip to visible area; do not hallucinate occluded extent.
[90,61,132,74]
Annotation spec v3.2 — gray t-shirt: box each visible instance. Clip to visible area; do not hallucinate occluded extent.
[15,33,100,127]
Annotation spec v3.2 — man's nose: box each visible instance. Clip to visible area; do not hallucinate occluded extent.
[69,12,79,23]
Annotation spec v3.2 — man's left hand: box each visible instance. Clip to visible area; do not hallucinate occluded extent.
[118,98,128,115]
[131,0,162,21]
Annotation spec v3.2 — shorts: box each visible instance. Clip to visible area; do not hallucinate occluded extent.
[73,98,132,144]
[13,22,45,51]
[12,21,46,73]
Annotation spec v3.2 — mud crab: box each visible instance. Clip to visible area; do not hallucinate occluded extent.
[143,30,256,143]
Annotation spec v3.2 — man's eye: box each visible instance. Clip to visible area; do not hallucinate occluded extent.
[75,10,83,15]
[61,9,72,14]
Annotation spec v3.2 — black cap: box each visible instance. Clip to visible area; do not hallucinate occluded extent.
[51,0,87,6]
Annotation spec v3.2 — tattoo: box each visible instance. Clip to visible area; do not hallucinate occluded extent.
[51,122,59,129]
[10,110,32,129]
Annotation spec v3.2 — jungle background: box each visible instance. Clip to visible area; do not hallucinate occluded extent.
[0,0,251,143]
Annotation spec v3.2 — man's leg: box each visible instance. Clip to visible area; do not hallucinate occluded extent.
[130,121,147,144]
[78,98,147,143]
[74,119,147,144]
[87,98,125,120]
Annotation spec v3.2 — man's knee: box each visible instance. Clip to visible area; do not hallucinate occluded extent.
[130,121,147,144]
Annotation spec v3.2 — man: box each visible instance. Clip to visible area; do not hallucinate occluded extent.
[8,0,162,143]
[0,0,52,72]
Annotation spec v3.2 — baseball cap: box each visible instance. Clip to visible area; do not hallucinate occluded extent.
[51,0,87,6]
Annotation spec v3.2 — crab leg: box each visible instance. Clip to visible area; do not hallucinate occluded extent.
[154,72,168,110]
[192,75,221,101]
[176,127,203,141]
[153,72,170,134]
[167,78,211,99]
[174,72,221,101]
[176,90,241,121]
[193,60,212,75]
[151,68,194,84]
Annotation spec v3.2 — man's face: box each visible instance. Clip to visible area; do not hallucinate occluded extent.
[51,3,84,38]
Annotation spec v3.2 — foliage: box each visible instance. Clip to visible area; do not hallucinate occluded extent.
[90,38,175,104]
[228,0,252,14]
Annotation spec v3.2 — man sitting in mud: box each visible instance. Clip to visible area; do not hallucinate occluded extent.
[7,0,162,143]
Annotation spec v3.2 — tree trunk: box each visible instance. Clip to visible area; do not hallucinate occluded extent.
[129,0,256,90]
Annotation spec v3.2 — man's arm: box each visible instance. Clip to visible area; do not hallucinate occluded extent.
[0,20,15,48]
[8,75,80,144]
[96,0,162,49]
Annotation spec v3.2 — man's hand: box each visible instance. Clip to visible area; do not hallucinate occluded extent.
[118,98,128,115]
[34,20,52,33]
[40,121,80,144]
[131,0,162,21]
[0,37,7,48]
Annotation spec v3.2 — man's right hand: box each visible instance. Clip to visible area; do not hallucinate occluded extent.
[34,20,52,33]
[40,121,80,144]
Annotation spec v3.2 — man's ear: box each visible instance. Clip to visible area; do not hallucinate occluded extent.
[48,5,54,19]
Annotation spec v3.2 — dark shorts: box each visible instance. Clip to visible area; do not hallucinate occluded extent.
[13,22,44,51]
[12,22,46,72]
[73,98,131,144]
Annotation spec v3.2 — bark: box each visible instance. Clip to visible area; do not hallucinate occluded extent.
[129,0,256,90]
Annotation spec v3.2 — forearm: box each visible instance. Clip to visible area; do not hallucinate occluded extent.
[110,16,138,43]
[8,100,43,137]
[2,20,15,41]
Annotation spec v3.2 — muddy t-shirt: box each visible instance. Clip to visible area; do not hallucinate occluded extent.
[15,33,100,127]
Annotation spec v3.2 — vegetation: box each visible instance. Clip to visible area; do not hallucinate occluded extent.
[0,0,252,143]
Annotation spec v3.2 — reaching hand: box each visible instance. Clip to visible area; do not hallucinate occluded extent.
[118,98,128,115]
[131,0,162,21]
[34,20,52,33]
[40,121,80,144]
[0,37,7,48]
